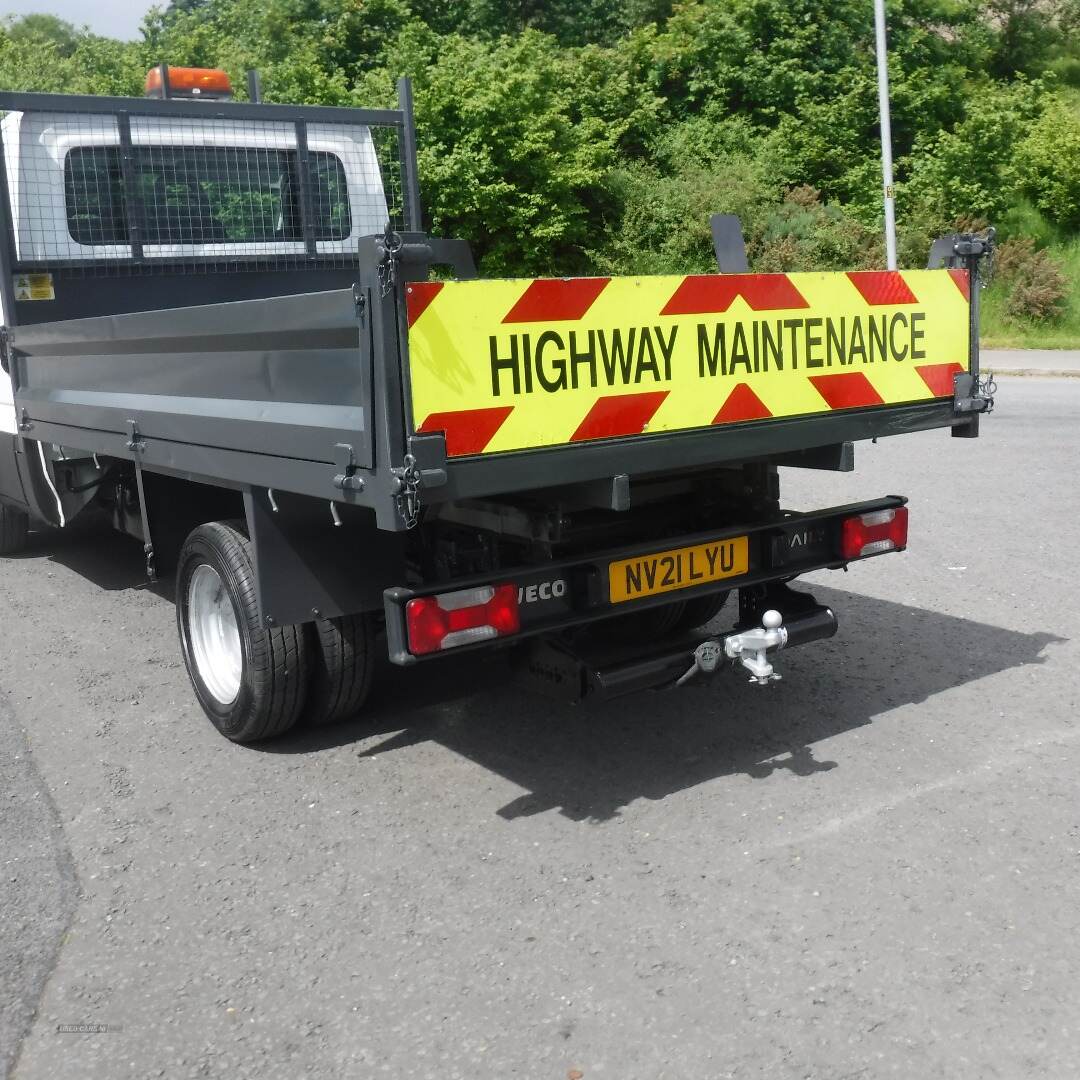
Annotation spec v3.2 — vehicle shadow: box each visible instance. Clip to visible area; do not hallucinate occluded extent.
[25,518,1065,822]
[12,515,173,600]
[268,586,1064,823]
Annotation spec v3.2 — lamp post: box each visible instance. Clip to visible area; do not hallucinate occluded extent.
[874,0,898,270]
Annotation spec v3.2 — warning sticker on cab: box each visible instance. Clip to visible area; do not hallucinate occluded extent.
[609,535,749,604]
[405,269,970,457]
[13,273,54,301]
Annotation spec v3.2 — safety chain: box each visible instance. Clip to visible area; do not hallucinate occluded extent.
[378,223,403,297]
[977,371,998,413]
[395,453,423,529]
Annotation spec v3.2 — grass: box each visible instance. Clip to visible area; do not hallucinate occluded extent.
[980,234,1080,350]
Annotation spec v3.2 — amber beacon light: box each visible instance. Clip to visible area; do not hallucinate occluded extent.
[145,65,233,100]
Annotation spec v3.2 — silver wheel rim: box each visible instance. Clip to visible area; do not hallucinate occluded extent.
[187,563,243,706]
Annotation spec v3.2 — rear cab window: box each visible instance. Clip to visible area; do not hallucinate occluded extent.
[63,144,352,247]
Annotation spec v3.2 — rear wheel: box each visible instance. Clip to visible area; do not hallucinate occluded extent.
[177,521,310,743]
[0,504,29,555]
[305,613,376,726]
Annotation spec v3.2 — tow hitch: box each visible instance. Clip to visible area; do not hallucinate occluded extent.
[676,605,837,686]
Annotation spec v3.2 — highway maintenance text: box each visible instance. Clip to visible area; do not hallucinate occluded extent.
[489,312,927,396]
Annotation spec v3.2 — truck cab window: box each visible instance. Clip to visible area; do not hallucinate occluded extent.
[64,146,128,246]
[64,145,352,248]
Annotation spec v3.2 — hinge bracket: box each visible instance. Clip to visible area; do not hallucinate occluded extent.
[390,453,423,529]
[954,371,996,415]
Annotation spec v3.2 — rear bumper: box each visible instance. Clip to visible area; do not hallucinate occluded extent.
[513,600,839,702]
[383,494,905,665]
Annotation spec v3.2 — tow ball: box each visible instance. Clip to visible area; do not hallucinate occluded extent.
[676,606,837,687]
[677,609,785,686]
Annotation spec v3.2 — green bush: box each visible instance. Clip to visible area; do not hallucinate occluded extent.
[0,0,1078,323]
[993,236,1068,323]
[998,197,1063,248]
[754,186,883,271]
[595,155,779,275]
[407,31,664,276]
[1014,95,1080,230]
[901,79,1044,226]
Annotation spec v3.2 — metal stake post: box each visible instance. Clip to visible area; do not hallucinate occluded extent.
[874,0,898,270]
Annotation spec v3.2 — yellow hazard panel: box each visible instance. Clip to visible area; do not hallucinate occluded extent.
[405,269,970,457]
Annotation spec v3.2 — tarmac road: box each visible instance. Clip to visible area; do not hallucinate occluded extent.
[1,377,1078,1080]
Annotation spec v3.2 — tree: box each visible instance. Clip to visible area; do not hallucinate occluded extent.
[984,0,1068,78]
[4,14,81,57]
[1015,94,1080,228]
[407,0,674,46]
[403,30,663,273]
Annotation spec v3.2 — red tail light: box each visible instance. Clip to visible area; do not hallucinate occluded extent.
[406,584,520,656]
[841,506,908,560]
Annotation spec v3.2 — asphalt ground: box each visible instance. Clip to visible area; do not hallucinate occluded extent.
[1,375,1078,1080]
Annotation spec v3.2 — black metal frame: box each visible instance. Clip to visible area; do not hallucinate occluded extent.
[0,89,406,126]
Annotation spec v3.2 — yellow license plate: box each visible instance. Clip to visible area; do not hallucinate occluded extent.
[609,536,749,604]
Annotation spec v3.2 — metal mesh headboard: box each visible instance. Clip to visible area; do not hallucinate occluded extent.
[0,89,421,277]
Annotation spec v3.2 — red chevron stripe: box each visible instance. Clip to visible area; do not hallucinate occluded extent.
[570,391,669,443]
[502,277,611,323]
[916,362,965,397]
[406,281,444,327]
[713,383,773,424]
[948,268,970,301]
[809,372,884,410]
[660,274,809,315]
[418,406,514,457]
[847,271,918,306]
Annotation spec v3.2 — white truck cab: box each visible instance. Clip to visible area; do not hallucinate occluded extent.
[0,64,395,512]
[1,110,389,265]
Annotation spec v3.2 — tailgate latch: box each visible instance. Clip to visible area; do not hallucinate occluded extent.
[332,443,365,492]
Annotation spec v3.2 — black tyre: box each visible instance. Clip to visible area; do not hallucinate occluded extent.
[0,503,29,556]
[673,590,731,632]
[305,613,376,726]
[176,520,310,743]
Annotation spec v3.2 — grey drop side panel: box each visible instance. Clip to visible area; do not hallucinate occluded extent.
[10,288,372,468]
